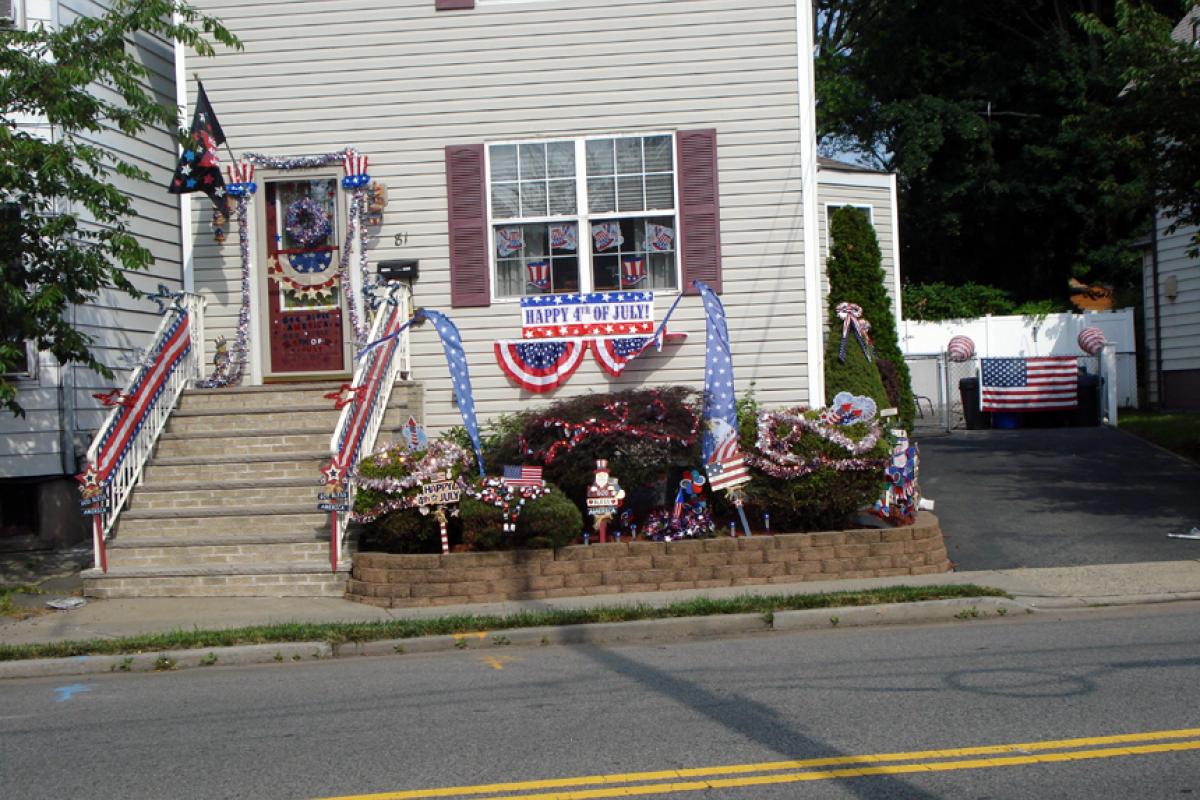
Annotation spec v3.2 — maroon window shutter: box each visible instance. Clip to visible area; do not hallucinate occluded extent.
[676,128,723,295]
[445,144,490,307]
[436,0,475,9]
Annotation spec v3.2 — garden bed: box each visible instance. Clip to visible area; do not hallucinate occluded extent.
[346,512,949,608]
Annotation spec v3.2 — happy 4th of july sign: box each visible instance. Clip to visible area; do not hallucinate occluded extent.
[520,292,655,340]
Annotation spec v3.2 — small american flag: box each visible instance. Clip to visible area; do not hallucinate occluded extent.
[706,433,750,491]
[981,357,1078,412]
[502,465,544,488]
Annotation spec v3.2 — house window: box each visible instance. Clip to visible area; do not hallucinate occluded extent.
[825,204,873,251]
[488,135,678,299]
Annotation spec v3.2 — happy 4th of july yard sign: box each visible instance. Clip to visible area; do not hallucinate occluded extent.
[521,292,655,340]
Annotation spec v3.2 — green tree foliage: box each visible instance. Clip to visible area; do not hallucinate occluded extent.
[824,206,915,428]
[815,0,1182,304]
[1079,1,1200,254]
[0,1,239,414]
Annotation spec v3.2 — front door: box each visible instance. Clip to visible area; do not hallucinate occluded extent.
[258,173,352,379]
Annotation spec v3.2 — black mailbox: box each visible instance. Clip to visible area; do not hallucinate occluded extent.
[378,259,419,281]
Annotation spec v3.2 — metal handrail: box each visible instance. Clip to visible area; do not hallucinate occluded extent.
[80,292,206,571]
[324,284,413,571]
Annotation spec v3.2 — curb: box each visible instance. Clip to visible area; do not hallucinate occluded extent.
[773,597,1027,630]
[0,597,1039,680]
[1011,591,1200,609]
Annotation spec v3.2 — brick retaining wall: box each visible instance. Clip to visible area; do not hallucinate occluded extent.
[346,512,950,609]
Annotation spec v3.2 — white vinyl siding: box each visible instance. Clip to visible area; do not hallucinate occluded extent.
[189,0,811,432]
[1153,214,1200,375]
[1,0,184,478]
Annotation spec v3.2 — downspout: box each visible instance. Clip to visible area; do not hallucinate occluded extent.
[173,9,194,294]
[795,0,825,405]
[1150,212,1163,408]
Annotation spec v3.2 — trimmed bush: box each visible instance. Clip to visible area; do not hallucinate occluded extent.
[826,206,915,429]
[518,487,583,549]
[459,497,506,551]
[358,510,450,555]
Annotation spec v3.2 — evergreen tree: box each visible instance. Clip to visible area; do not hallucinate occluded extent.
[825,206,916,429]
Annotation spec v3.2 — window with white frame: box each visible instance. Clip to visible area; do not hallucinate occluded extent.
[488,135,678,299]
[825,204,873,250]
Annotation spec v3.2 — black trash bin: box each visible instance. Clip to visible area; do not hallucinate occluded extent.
[958,377,990,430]
[1075,373,1101,427]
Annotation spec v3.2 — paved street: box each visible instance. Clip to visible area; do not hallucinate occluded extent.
[919,427,1200,570]
[2,603,1198,799]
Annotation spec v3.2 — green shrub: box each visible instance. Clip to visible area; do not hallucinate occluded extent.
[485,387,702,511]
[358,509,448,554]
[459,497,506,551]
[902,281,1017,321]
[730,390,889,531]
[518,487,583,549]
[827,207,915,429]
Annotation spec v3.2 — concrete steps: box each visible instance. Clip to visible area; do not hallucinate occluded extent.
[82,380,423,599]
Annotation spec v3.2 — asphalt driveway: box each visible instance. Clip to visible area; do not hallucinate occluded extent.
[917,427,1200,570]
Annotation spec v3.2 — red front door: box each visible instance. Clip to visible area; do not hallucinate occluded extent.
[262,176,349,377]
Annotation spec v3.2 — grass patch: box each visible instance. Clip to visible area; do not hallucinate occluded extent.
[0,585,44,620]
[0,584,1005,662]
[1120,411,1200,463]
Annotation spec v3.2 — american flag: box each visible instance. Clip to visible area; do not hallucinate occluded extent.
[981,357,1078,412]
[502,465,544,488]
[707,432,750,491]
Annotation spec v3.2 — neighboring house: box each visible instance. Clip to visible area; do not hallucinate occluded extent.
[183,0,833,433]
[0,0,185,548]
[1142,5,1200,410]
[816,157,901,323]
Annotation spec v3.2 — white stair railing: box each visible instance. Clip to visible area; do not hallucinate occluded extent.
[324,284,413,571]
[79,293,207,571]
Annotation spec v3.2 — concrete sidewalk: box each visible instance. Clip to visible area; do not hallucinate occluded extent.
[3,559,1199,647]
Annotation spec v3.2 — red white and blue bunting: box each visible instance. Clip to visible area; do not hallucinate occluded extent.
[494,339,586,393]
[591,336,650,377]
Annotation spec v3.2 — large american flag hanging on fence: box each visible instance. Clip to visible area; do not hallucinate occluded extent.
[980,357,1078,412]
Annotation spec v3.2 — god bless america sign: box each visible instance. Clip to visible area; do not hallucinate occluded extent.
[520,292,654,340]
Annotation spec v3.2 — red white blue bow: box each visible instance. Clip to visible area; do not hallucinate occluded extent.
[836,302,873,363]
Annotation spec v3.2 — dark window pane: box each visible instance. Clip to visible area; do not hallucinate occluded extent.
[520,181,547,217]
[644,135,672,172]
[548,179,576,215]
[588,177,615,213]
[490,145,518,181]
[492,182,519,218]
[586,139,614,176]
[617,175,644,212]
[592,254,619,291]
[547,141,574,177]
[552,257,580,294]
[519,143,546,180]
[616,137,642,174]
[645,173,674,209]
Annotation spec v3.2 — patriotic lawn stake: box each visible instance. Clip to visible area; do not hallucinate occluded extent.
[591,336,651,377]
[695,280,753,536]
[402,417,428,452]
[873,430,920,526]
[621,256,647,286]
[494,340,586,392]
[526,260,551,290]
[836,302,873,364]
[980,357,1078,412]
[496,227,524,257]
[417,309,486,475]
[415,471,462,554]
[167,81,227,206]
[586,460,625,543]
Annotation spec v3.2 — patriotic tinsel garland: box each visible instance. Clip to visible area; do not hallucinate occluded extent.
[518,395,700,464]
[745,406,888,479]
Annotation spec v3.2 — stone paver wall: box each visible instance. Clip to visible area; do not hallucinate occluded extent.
[347,513,949,608]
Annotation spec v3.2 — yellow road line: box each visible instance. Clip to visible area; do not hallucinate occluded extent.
[315,728,1200,800]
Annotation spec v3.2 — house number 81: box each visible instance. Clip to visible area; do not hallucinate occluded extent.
[393,232,409,247]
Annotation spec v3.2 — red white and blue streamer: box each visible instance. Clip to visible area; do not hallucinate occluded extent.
[494,339,586,393]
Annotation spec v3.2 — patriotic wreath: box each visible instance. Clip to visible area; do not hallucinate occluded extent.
[284,197,332,248]
[746,405,888,479]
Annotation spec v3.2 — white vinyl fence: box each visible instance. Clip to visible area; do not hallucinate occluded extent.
[900,309,1138,426]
